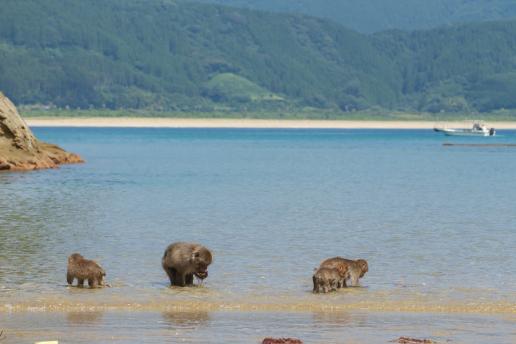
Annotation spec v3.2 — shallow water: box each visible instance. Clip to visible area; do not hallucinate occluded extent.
[1,128,515,342]
[2,311,515,344]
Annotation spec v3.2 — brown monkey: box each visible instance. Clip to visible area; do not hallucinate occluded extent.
[66,253,106,288]
[162,242,213,287]
[312,267,344,293]
[319,257,368,287]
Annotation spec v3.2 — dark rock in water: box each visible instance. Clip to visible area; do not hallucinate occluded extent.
[0,93,83,171]
[262,338,303,344]
[391,337,436,344]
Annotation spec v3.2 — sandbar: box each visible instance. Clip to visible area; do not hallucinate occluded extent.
[25,117,516,129]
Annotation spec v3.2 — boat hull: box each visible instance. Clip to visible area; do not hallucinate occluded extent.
[434,128,494,137]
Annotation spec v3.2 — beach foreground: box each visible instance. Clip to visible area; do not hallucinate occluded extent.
[2,310,514,344]
[24,117,516,129]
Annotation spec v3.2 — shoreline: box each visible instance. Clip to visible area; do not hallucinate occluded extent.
[25,117,516,129]
[2,298,515,314]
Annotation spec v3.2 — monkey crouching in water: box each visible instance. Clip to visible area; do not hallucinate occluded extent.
[67,253,107,288]
[319,257,368,287]
[162,242,213,287]
[312,267,345,293]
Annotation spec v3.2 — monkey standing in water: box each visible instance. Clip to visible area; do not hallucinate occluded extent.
[312,267,346,293]
[162,242,213,287]
[67,253,107,288]
[319,257,368,287]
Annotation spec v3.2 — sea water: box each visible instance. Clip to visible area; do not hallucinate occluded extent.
[1,128,515,343]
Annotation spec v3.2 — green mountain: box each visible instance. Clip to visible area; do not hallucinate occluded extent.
[0,0,401,112]
[2,0,516,115]
[375,20,516,112]
[192,0,516,33]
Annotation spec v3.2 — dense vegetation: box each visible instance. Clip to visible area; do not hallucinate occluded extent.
[2,0,516,117]
[192,0,516,33]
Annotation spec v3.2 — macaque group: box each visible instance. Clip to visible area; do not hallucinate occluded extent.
[313,257,368,293]
[66,244,369,295]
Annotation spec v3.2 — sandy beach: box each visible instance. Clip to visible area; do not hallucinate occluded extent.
[24,117,516,129]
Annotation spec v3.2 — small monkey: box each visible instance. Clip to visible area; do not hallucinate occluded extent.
[312,267,345,293]
[67,253,106,288]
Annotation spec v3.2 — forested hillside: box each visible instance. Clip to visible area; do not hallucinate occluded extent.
[193,0,516,33]
[0,0,401,112]
[375,20,516,113]
[2,0,516,115]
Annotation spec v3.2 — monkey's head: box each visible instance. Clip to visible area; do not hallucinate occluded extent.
[191,246,212,280]
[356,259,368,277]
[68,253,84,264]
[95,262,106,277]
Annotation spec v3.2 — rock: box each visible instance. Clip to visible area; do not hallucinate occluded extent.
[391,337,436,344]
[262,338,303,344]
[0,93,83,171]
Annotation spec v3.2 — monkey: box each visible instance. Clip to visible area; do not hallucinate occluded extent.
[66,253,106,288]
[312,267,345,293]
[319,257,368,287]
[162,242,213,287]
[346,258,368,287]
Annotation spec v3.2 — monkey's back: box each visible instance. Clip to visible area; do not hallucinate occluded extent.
[68,259,105,279]
[162,242,194,269]
[313,267,340,281]
[319,257,353,274]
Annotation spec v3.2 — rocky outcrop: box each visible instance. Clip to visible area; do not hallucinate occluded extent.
[391,338,436,344]
[0,93,83,171]
[262,339,303,344]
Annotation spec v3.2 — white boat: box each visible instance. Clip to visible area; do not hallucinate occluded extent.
[433,121,495,136]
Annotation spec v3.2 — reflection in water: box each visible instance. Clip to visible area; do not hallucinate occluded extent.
[0,170,99,287]
[2,311,514,344]
[312,311,367,328]
[162,311,210,328]
[66,311,104,325]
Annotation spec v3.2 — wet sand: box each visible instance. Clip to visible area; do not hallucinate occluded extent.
[3,288,514,342]
[2,291,515,314]
[24,117,516,129]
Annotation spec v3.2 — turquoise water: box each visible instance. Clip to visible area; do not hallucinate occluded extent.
[1,128,515,342]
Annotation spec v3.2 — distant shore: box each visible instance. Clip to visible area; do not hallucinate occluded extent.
[24,117,516,129]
